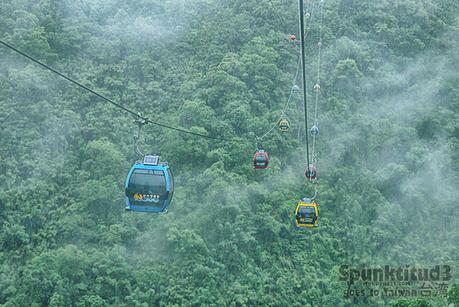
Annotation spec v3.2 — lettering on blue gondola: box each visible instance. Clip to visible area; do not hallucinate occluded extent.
[133,193,160,202]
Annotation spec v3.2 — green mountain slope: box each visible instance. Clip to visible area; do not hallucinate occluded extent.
[0,0,458,305]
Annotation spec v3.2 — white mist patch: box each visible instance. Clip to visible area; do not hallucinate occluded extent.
[106,12,172,43]
[364,53,450,124]
[57,0,190,48]
[0,61,80,182]
[361,30,459,263]
[30,113,80,180]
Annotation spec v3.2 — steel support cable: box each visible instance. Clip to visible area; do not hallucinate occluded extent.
[134,121,146,158]
[257,0,316,144]
[0,39,236,142]
[1,1,320,150]
[257,59,301,142]
[299,0,317,154]
[266,0,315,32]
[311,0,325,168]
[298,0,311,168]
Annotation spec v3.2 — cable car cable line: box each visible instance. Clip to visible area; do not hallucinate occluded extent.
[0,39,235,142]
[257,59,300,142]
[298,0,311,169]
[1,1,329,218]
[256,0,316,142]
[1,37,308,176]
[133,119,148,158]
[294,0,325,228]
[310,0,324,172]
[0,0,317,149]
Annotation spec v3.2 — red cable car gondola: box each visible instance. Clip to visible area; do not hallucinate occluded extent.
[253,150,269,169]
[305,164,317,180]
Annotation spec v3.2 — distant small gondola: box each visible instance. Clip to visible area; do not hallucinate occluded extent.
[278,119,290,132]
[310,125,319,137]
[305,164,317,180]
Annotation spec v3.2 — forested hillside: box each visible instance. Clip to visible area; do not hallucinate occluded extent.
[0,0,458,306]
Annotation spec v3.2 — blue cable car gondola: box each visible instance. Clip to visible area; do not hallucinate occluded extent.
[125,155,174,213]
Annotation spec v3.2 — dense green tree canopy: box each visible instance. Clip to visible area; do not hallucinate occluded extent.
[0,0,458,305]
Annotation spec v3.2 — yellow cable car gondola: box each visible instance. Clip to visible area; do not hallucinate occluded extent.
[278,118,290,132]
[294,198,319,229]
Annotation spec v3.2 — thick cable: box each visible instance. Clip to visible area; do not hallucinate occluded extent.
[258,59,301,141]
[0,39,234,142]
[257,0,316,143]
[311,0,324,167]
[298,0,311,168]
